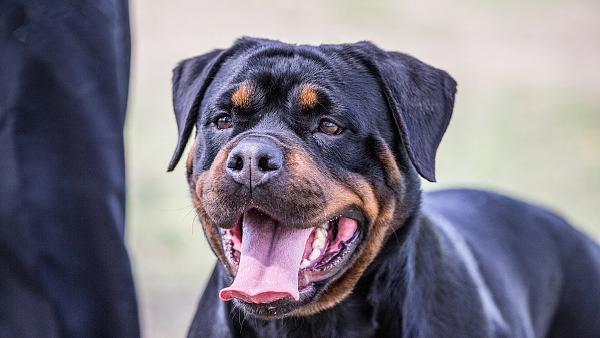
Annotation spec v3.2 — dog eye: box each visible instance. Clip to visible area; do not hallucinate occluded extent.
[318,119,342,135]
[215,114,233,130]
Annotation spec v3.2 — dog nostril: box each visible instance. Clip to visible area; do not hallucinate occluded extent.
[227,154,244,172]
[257,155,279,172]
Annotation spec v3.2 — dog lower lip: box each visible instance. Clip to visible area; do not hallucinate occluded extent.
[218,208,364,308]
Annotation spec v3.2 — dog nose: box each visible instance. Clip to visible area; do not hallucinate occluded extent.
[226,138,283,188]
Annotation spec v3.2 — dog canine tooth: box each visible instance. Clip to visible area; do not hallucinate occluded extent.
[308,249,320,261]
[315,229,326,240]
[300,259,310,269]
[312,237,325,250]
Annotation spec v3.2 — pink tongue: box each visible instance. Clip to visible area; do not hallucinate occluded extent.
[219,210,313,304]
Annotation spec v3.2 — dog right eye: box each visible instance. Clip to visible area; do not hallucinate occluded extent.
[214,114,233,130]
[318,119,343,135]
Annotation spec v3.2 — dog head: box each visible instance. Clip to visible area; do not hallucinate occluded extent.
[168,37,456,319]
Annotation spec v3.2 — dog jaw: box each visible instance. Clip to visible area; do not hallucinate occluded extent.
[186,133,409,318]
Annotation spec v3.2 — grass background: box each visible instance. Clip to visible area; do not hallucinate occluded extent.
[125,1,600,336]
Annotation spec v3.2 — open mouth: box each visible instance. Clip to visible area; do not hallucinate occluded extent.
[217,208,364,305]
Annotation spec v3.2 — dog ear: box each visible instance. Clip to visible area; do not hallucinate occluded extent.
[168,38,261,171]
[345,42,457,182]
[168,49,225,171]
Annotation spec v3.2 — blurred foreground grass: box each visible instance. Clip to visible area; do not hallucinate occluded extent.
[125,1,600,336]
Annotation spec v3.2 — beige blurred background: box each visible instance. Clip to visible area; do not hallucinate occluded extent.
[125,1,600,336]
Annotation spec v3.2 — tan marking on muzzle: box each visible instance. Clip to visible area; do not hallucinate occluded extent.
[291,141,405,316]
[189,142,237,273]
[376,145,403,189]
[285,147,379,222]
[186,139,199,178]
[292,174,391,316]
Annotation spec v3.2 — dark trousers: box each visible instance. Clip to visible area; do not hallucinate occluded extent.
[0,1,139,337]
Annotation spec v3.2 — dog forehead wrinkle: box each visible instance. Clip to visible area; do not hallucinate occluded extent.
[252,114,288,132]
[223,54,341,116]
[247,45,334,71]
[245,51,335,86]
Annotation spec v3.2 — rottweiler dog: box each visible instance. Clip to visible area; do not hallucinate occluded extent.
[168,37,600,338]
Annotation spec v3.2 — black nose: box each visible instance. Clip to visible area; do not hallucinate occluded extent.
[226,138,283,188]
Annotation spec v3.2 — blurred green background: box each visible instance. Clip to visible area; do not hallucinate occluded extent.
[125,1,600,336]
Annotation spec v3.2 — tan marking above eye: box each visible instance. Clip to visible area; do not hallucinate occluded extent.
[298,84,319,109]
[231,82,254,108]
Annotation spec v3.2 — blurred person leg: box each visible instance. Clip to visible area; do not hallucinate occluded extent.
[0,1,139,337]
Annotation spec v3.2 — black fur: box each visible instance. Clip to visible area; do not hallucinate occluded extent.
[170,38,600,338]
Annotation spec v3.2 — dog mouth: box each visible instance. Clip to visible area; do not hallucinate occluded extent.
[217,207,364,307]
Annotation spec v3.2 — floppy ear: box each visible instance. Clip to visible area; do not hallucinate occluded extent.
[346,42,457,182]
[168,38,263,171]
[168,49,225,171]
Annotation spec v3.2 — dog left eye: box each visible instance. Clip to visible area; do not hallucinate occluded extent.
[318,119,342,135]
[215,114,233,130]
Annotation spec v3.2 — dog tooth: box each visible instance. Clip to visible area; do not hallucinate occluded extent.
[309,249,320,261]
[312,237,325,249]
[315,231,326,241]
[300,259,310,269]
